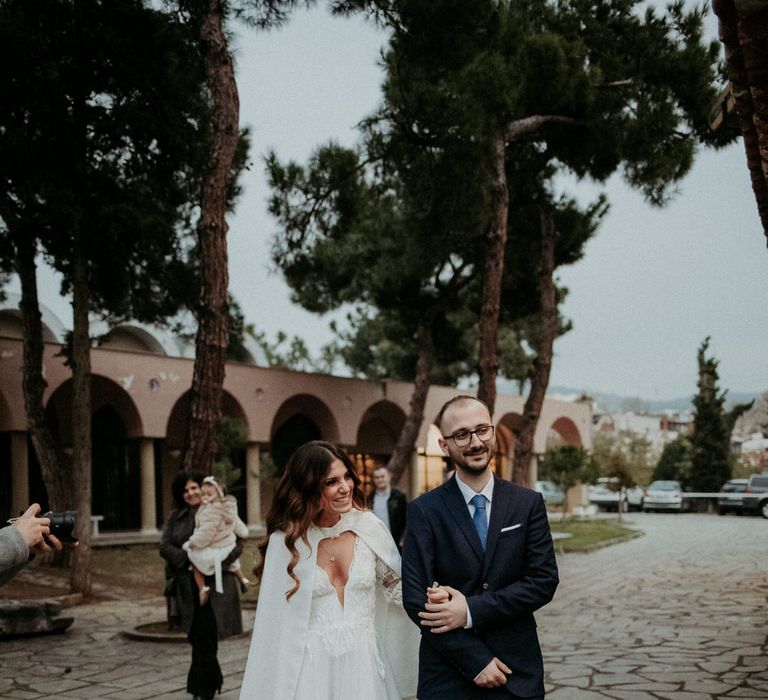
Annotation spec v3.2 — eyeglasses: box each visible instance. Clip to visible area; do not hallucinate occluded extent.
[443,425,495,447]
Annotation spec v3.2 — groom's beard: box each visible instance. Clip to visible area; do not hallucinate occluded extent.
[453,443,493,475]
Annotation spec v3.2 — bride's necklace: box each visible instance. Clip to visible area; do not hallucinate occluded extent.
[318,517,343,562]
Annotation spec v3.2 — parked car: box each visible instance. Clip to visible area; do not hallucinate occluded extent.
[535,480,565,506]
[588,481,619,511]
[642,480,689,512]
[626,486,645,511]
[743,473,768,519]
[588,478,644,512]
[717,478,749,515]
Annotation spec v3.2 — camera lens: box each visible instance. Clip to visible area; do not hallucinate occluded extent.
[43,511,78,543]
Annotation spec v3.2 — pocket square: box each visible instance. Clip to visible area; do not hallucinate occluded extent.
[500,524,522,532]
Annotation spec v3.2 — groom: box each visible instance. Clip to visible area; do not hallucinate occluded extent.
[402,395,559,699]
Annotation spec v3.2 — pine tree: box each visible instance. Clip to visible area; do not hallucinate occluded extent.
[176,0,305,476]
[0,0,221,594]
[267,139,486,482]
[341,0,733,418]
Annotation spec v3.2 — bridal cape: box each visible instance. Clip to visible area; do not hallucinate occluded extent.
[239,509,419,699]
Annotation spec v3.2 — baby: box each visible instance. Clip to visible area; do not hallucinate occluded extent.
[182,475,250,605]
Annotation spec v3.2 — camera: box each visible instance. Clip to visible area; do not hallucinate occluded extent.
[43,511,79,543]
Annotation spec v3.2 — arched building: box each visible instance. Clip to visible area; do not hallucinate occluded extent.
[0,301,592,533]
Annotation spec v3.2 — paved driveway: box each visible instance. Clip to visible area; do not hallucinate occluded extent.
[539,512,768,699]
[0,513,765,698]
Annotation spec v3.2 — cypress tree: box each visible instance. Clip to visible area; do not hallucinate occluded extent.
[690,338,731,492]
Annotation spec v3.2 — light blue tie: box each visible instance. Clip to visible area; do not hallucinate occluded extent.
[470,494,488,550]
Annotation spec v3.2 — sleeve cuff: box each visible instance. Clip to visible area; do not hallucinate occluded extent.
[3,526,31,567]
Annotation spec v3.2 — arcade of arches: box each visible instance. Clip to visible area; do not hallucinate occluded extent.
[0,329,591,534]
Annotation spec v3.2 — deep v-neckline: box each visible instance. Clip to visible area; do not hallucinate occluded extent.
[316,534,358,608]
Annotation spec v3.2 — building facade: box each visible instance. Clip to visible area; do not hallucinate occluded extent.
[0,303,592,533]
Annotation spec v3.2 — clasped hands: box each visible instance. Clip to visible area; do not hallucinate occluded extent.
[418,583,467,634]
[419,584,511,689]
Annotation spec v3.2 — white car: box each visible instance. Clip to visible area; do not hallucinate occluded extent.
[535,480,565,506]
[588,482,622,511]
[588,479,644,512]
[642,480,689,512]
[625,486,644,511]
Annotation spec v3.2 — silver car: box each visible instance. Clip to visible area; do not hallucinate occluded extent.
[744,473,768,518]
[642,480,689,512]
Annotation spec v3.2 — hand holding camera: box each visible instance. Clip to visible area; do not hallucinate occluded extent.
[9,504,79,554]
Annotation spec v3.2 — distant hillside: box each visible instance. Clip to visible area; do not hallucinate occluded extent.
[496,379,763,414]
[549,387,763,414]
[545,387,688,413]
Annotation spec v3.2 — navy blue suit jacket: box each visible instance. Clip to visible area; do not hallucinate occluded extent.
[402,475,559,699]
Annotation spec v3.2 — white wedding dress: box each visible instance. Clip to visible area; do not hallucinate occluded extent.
[293,535,403,700]
[238,510,418,700]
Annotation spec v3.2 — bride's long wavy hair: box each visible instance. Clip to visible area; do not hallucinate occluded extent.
[254,441,365,600]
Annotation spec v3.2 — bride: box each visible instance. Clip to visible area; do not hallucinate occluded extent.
[239,441,417,700]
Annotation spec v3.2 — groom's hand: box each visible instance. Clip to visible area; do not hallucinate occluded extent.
[474,657,512,688]
[418,584,467,633]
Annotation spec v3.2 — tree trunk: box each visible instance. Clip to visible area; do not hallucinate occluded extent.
[68,253,92,595]
[387,323,434,485]
[561,488,569,522]
[713,0,768,240]
[14,235,73,510]
[736,0,768,238]
[477,132,508,415]
[67,6,92,592]
[182,0,239,475]
[512,209,558,486]
[477,116,579,414]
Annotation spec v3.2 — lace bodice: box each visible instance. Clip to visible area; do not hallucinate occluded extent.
[288,517,411,700]
[308,537,401,660]
[243,511,416,700]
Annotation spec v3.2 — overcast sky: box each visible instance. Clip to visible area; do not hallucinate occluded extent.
[23,4,768,402]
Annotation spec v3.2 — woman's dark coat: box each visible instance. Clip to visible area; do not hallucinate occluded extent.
[159,505,244,639]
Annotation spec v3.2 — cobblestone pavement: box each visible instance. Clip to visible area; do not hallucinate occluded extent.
[0,513,765,699]
[539,513,768,699]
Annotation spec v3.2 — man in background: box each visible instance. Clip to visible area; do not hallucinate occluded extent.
[368,465,408,549]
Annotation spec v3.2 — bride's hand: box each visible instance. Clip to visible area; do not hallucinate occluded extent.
[420,585,467,633]
[426,585,449,604]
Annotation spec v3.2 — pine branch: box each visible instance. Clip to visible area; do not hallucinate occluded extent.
[506,115,581,144]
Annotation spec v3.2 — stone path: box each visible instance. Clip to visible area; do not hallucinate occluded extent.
[539,513,768,699]
[0,512,765,698]
[0,593,254,699]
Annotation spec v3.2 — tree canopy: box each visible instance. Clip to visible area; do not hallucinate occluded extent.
[341,0,734,415]
[0,0,216,319]
[0,0,245,593]
[266,0,731,481]
[653,433,693,485]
